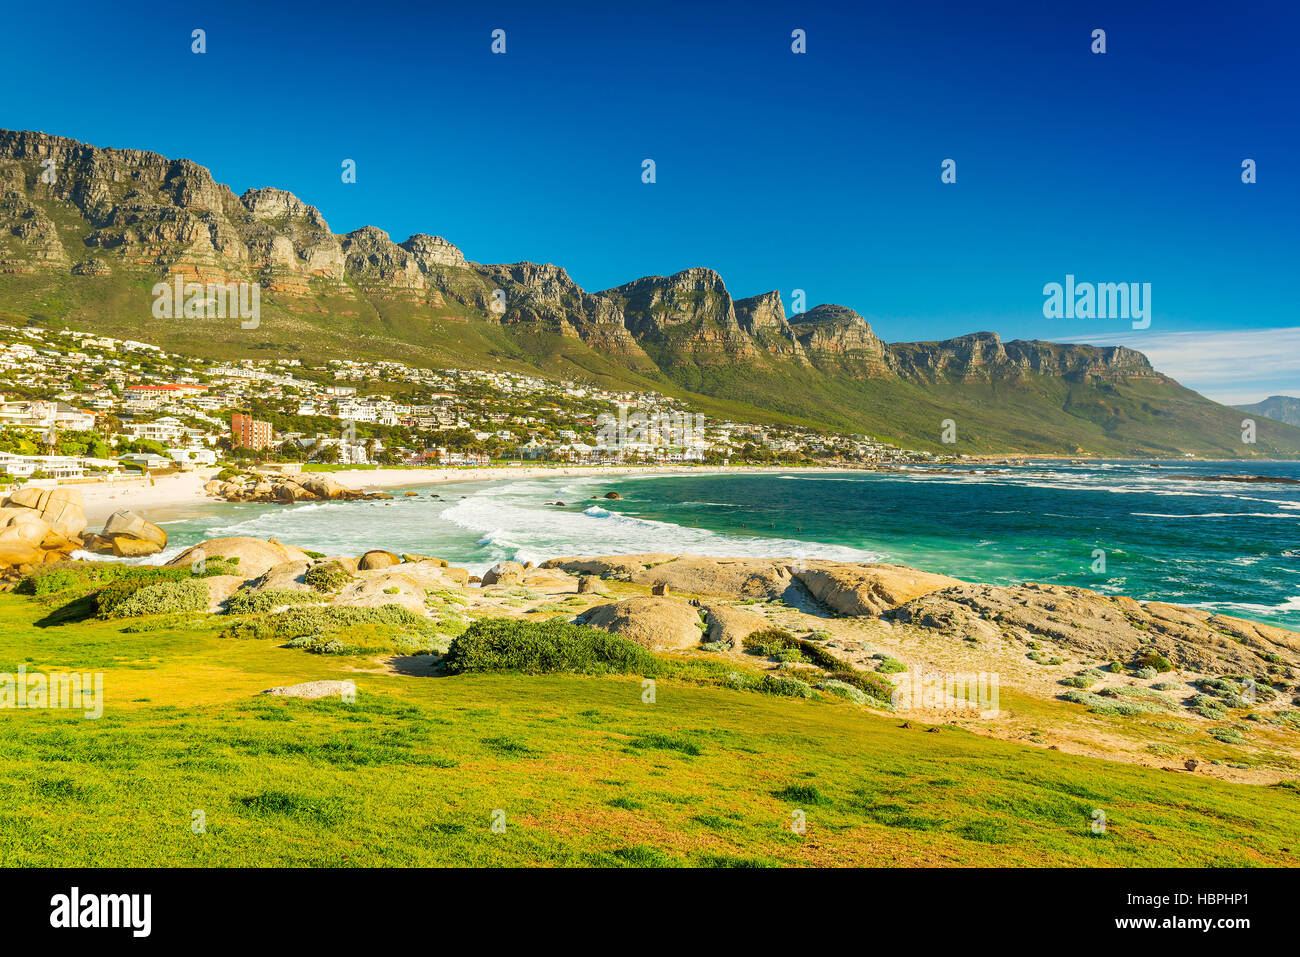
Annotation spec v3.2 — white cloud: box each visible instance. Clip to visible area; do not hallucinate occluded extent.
[1054,327,1300,406]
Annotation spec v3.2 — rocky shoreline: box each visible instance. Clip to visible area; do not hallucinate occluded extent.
[204,471,393,504]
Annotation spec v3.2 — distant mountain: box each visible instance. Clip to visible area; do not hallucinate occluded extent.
[2,128,1299,457]
[1236,396,1300,428]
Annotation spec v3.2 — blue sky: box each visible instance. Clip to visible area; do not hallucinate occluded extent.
[2,0,1296,403]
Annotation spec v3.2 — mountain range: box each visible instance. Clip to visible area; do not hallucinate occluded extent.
[2,129,1297,457]
[1236,396,1300,429]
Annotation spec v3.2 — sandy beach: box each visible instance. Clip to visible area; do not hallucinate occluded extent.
[69,470,222,525]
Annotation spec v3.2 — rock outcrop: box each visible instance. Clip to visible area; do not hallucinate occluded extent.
[891,582,1300,676]
[262,680,356,699]
[166,536,312,578]
[86,509,167,557]
[3,487,86,539]
[576,596,704,651]
[481,561,525,587]
[701,604,769,649]
[205,471,385,504]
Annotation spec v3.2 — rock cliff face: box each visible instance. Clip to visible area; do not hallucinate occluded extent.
[889,332,1156,382]
[3,128,1282,457]
[0,128,1163,386]
[788,304,891,377]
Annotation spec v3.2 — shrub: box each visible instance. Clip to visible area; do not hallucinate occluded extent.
[1210,726,1246,745]
[92,562,239,618]
[758,674,816,698]
[224,589,326,616]
[741,629,796,654]
[18,563,133,597]
[1135,649,1172,673]
[102,578,210,618]
[874,655,906,674]
[1061,689,1166,716]
[305,561,352,593]
[824,668,895,704]
[1190,694,1228,719]
[817,679,868,705]
[772,647,806,663]
[1098,686,1178,711]
[1133,666,1158,680]
[1060,675,1094,688]
[442,618,658,675]
[221,604,437,657]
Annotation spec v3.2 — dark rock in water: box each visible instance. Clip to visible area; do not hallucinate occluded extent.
[1162,473,1300,485]
[604,491,622,499]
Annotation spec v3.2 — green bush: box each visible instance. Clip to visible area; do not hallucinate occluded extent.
[222,603,426,639]
[442,618,658,676]
[1098,686,1178,711]
[1061,689,1166,716]
[102,578,210,618]
[305,561,353,593]
[823,668,895,704]
[741,629,845,670]
[817,679,868,704]
[1135,649,1172,673]
[741,629,796,654]
[1060,675,1094,688]
[874,654,906,674]
[758,674,816,698]
[224,589,326,616]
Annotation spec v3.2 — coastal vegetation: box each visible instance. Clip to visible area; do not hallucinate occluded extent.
[1,588,1297,867]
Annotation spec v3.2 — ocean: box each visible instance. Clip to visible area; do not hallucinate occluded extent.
[152,460,1300,628]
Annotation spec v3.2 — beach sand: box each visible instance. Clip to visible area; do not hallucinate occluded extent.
[74,470,221,525]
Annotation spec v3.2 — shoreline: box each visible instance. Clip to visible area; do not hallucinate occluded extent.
[47,464,852,527]
[25,457,1300,527]
[320,463,849,493]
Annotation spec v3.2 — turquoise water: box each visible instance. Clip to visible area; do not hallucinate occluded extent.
[150,461,1300,628]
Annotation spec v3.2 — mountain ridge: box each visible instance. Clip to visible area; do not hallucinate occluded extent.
[1,128,1296,457]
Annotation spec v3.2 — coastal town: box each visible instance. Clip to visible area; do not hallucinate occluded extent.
[0,323,949,484]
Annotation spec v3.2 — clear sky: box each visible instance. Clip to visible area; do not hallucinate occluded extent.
[2,0,1295,403]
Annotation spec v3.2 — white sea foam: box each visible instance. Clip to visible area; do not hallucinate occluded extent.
[438,487,883,569]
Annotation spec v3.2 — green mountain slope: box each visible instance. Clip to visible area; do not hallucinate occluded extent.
[2,128,1297,457]
[1237,396,1300,429]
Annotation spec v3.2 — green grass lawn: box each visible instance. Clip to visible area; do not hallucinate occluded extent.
[0,593,1296,867]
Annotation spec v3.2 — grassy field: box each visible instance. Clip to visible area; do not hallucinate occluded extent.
[0,592,1296,867]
